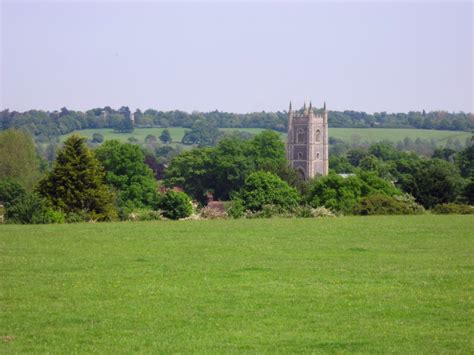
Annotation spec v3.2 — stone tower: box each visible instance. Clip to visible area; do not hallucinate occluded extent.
[287,101,329,179]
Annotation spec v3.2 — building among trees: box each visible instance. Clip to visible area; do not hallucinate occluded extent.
[287,101,329,179]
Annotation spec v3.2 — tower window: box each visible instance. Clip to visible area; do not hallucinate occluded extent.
[315,129,321,142]
[298,152,303,160]
[297,129,305,143]
[316,152,320,159]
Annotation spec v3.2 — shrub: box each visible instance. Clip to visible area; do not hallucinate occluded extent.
[233,171,300,213]
[128,208,161,221]
[227,199,246,219]
[6,193,65,224]
[158,191,193,220]
[432,203,474,214]
[200,206,228,219]
[295,206,336,218]
[0,179,26,207]
[353,194,424,215]
[92,133,104,143]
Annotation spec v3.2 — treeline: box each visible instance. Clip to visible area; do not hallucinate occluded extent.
[1,107,472,140]
[0,128,473,224]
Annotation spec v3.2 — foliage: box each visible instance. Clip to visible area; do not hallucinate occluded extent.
[353,194,424,215]
[182,120,222,146]
[5,193,65,224]
[37,135,117,221]
[307,174,365,214]
[159,129,172,144]
[2,107,473,142]
[307,172,401,214]
[127,208,162,221]
[456,144,474,178]
[0,129,41,191]
[157,190,193,220]
[397,159,464,208]
[166,131,288,203]
[0,179,26,207]
[232,171,300,213]
[432,203,474,214]
[92,133,104,143]
[95,140,158,210]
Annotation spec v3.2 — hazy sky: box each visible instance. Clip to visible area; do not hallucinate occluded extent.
[1,0,472,113]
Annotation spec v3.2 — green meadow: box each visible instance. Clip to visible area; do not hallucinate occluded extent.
[61,127,472,146]
[1,215,473,352]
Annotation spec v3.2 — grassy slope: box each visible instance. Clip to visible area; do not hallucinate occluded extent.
[1,216,473,352]
[61,127,472,146]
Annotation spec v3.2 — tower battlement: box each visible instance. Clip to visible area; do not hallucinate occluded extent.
[287,101,329,179]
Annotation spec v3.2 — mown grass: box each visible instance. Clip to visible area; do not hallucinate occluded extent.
[61,127,472,147]
[1,215,473,352]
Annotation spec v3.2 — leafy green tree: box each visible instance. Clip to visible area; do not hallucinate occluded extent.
[398,159,464,208]
[347,148,368,167]
[37,135,117,221]
[182,120,222,146]
[95,140,158,210]
[250,130,286,172]
[359,155,380,171]
[456,144,474,178]
[307,174,365,214]
[0,129,41,191]
[158,190,192,220]
[92,133,104,143]
[233,171,300,212]
[165,147,215,203]
[369,142,399,161]
[159,129,171,144]
[0,179,26,207]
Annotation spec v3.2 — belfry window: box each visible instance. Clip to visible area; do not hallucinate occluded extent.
[315,129,321,142]
[298,152,303,160]
[297,129,305,143]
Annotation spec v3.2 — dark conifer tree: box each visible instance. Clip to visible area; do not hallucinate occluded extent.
[37,135,117,221]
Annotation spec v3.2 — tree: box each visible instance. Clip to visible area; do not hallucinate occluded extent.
[37,135,117,221]
[158,190,192,220]
[398,159,464,208]
[0,179,26,207]
[159,129,172,144]
[0,129,41,191]
[307,174,365,214]
[457,144,474,178]
[233,171,300,212]
[92,133,104,143]
[95,140,158,210]
[145,134,157,144]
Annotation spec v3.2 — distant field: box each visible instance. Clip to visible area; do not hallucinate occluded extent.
[1,215,473,352]
[61,127,472,146]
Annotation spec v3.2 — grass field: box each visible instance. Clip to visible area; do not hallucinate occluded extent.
[61,127,472,146]
[1,215,473,352]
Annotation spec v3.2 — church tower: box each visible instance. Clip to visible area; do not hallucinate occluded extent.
[287,101,329,179]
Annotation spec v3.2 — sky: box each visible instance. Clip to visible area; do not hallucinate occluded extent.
[0,0,472,113]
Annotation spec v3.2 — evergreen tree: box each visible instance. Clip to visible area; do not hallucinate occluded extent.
[159,129,172,144]
[37,135,117,221]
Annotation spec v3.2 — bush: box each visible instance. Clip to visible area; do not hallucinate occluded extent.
[92,133,104,143]
[6,193,65,224]
[128,208,161,221]
[353,194,424,215]
[432,203,474,214]
[158,190,193,220]
[200,206,228,219]
[233,171,300,213]
[0,179,26,207]
[295,206,336,218]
